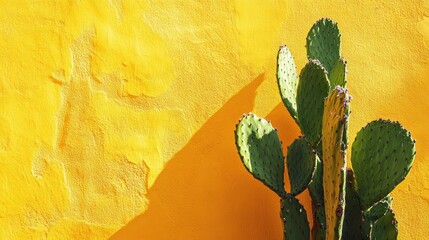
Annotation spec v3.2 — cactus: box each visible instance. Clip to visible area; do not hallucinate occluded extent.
[351,120,416,209]
[287,137,317,195]
[328,58,347,89]
[342,169,364,239]
[277,45,299,124]
[235,113,286,198]
[311,204,326,240]
[322,87,350,239]
[309,157,326,240]
[233,18,416,239]
[296,60,330,146]
[364,195,392,221]
[362,196,393,238]
[306,18,341,74]
[308,156,324,205]
[369,207,398,239]
[281,195,310,240]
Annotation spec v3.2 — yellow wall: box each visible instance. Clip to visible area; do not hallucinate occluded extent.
[0,0,428,239]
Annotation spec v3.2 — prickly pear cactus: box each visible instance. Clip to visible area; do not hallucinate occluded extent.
[362,196,393,238]
[234,17,416,240]
[341,169,364,240]
[296,60,330,146]
[311,204,326,240]
[281,195,310,240]
[277,45,299,124]
[370,207,398,240]
[364,196,392,221]
[351,120,416,209]
[328,58,347,89]
[322,86,350,240]
[306,18,341,73]
[235,113,286,198]
[308,156,324,205]
[287,137,317,195]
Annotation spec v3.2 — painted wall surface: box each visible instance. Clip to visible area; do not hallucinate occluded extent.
[0,1,428,239]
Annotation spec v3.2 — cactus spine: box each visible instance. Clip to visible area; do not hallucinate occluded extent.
[234,18,416,239]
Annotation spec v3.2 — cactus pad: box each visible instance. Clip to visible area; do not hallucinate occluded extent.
[351,120,416,209]
[297,60,330,146]
[287,137,317,195]
[235,113,286,197]
[364,195,392,221]
[322,86,351,239]
[362,196,393,238]
[312,204,326,240]
[306,18,341,73]
[370,207,398,240]
[281,195,310,240]
[277,45,299,123]
[308,155,324,205]
[328,58,347,89]
[341,169,364,239]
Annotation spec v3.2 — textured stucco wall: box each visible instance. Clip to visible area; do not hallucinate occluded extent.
[0,1,428,239]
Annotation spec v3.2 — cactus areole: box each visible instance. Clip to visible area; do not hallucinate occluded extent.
[234,18,416,240]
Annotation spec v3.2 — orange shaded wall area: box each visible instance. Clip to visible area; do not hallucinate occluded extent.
[0,1,428,239]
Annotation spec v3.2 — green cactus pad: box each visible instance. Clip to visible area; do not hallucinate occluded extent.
[297,60,330,146]
[308,154,325,239]
[311,203,326,240]
[351,120,416,209]
[341,169,364,240]
[281,195,310,240]
[370,207,398,240]
[277,45,299,124]
[364,196,392,221]
[306,18,341,73]
[308,155,324,204]
[362,220,371,239]
[287,137,317,195]
[362,196,393,238]
[235,113,286,197]
[385,195,393,205]
[322,86,351,239]
[328,58,347,89]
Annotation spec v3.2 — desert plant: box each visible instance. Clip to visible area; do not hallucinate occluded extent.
[234,18,416,240]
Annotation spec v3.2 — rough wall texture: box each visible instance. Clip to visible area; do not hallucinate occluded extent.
[0,1,428,239]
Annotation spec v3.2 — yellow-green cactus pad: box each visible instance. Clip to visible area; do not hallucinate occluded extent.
[341,169,364,240]
[281,195,310,240]
[328,58,347,90]
[287,137,317,195]
[277,45,299,124]
[322,86,351,240]
[351,120,416,209]
[297,60,330,146]
[306,18,341,73]
[235,113,286,197]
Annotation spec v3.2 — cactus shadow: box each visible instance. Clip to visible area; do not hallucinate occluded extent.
[109,73,305,239]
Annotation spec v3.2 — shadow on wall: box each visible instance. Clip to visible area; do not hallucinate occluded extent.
[110,73,306,239]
